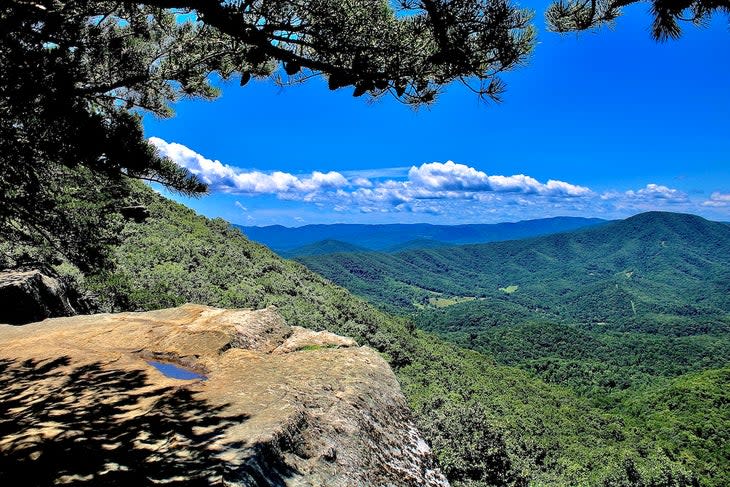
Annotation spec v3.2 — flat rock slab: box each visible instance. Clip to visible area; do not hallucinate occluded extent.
[0,304,448,486]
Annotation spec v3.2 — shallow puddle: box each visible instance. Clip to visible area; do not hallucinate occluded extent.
[146,360,207,381]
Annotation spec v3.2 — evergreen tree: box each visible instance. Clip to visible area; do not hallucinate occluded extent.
[546,0,729,40]
[0,0,534,269]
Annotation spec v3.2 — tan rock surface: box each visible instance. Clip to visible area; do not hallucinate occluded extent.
[0,304,448,486]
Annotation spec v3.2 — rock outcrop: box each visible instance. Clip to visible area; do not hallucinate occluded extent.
[0,304,448,486]
[0,269,79,324]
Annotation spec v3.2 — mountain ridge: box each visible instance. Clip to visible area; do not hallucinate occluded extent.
[282,239,372,258]
[292,211,730,485]
[298,211,730,319]
[239,216,608,254]
[296,210,730,392]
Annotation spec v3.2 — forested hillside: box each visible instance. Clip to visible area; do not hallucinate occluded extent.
[4,1,727,485]
[76,186,709,486]
[299,212,730,326]
[283,239,372,258]
[297,213,730,385]
[295,211,730,484]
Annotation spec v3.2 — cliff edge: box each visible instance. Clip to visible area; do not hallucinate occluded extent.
[0,304,448,486]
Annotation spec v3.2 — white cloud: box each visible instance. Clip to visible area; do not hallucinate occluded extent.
[544,179,593,197]
[627,183,688,202]
[351,177,373,187]
[407,161,591,196]
[234,201,247,212]
[151,137,719,221]
[408,161,491,191]
[702,192,730,207]
[151,139,593,207]
[150,137,348,195]
[600,184,688,204]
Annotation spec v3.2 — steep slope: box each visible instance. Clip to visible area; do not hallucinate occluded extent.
[239,217,606,254]
[80,189,701,486]
[89,187,415,367]
[619,367,730,487]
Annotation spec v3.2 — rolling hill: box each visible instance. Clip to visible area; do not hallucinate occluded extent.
[239,216,606,255]
[282,239,371,258]
[297,212,730,397]
[298,212,730,329]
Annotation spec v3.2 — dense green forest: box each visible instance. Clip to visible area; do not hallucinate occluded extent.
[297,213,730,387]
[283,239,372,258]
[295,211,730,484]
[298,212,730,324]
[2,175,726,484]
[39,187,714,486]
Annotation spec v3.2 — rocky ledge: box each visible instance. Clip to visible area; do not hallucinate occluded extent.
[0,304,448,486]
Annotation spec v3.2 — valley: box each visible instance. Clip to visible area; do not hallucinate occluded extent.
[3,2,728,485]
[4,182,728,486]
[280,211,730,485]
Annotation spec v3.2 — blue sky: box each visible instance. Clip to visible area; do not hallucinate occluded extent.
[143,2,730,226]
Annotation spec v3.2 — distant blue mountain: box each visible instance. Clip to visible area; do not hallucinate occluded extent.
[282,239,371,258]
[237,217,608,255]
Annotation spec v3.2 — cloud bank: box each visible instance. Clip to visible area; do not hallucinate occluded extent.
[150,137,348,196]
[150,137,722,222]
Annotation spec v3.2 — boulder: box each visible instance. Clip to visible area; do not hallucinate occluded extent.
[0,304,449,486]
[0,269,77,324]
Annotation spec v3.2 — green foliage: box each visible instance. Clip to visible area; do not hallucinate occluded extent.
[0,164,130,272]
[545,0,730,41]
[3,3,725,485]
[90,183,416,367]
[282,240,371,258]
[298,344,339,351]
[400,334,698,487]
[299,213,730,330]
[298,213,730,393]
[618,368,730,487]
[430,320,730,391]
[1,2,214,268]
[296,211,730,484]
[128,0,536,105]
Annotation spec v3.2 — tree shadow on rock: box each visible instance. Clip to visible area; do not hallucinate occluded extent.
[0,356,297,486]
